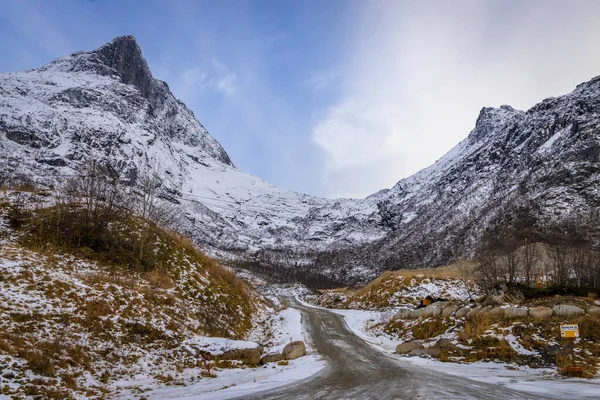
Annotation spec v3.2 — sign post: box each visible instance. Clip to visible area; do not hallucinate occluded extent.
[560,324,581,377]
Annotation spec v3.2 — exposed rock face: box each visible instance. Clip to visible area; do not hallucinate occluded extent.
[282,341,306,360]
[552,304,585,319]
[95,36,155,100]
[2,36,600,284]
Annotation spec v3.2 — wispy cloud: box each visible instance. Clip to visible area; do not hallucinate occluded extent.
[177,57,237,100]
[311,0,600,198]
[305,69,339,91]
[211,58,237,96]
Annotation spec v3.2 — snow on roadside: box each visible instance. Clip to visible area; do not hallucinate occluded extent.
[406,357,600,399]
[298,297,600,399]
[143,302,325,399]
[144,355,324,400]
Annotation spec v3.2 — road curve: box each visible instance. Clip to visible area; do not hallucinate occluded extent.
[237,298,558,400]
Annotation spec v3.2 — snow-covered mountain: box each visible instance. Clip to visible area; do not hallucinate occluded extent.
[1,36,599,284]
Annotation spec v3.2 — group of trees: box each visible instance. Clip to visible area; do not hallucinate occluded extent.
[476,203,600,294]
[10,160,180,271]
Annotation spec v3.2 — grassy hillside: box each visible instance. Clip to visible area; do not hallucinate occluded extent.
[0,189,265,399]
[315,263,600,378]
[316,261,476,309]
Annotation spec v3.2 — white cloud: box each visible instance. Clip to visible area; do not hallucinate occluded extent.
[312,0,600,198]
[211,58,237,96]
[305,69,339,91]
[176,58,237,100]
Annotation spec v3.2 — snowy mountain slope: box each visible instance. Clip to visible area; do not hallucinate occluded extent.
[2,36,600,284]
[0,36,388,275]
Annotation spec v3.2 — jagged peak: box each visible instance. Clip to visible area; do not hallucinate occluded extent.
[92,35,155,98]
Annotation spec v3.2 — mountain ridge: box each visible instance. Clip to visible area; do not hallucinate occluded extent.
[2,36,599,284]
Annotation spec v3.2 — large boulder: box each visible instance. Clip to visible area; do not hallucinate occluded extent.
[504,307,529,320]
[466,306,483,320]
[260,352,284,364]
[442,305,459,318]
[408,348,441,357]
[424,347,442,357]
[552,305,584,319]
[587,306,600,316]
[221,347,263,366]
[396,341,424,355]
[413,307,434,319]
[283,341,306,360]
[434,338,461,354]
[529,307,553,321]
[455,306,470,319]
[393,309,414,320]
[487,307,505,320]
[430,302,449,317]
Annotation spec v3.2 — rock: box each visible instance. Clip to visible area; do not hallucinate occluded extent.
[442,305,459,318]
[429,301,449,317]
[484,289,505,306]
[133,334,142,344]
[466,306,482,320]
[282,341,306,360]
[221,347,263,366]
[182,345,197,357]
[552,304,585,319]
[529,307,553,321]
[408,347,442,358]
[503,307,529,319]
[487,307,505,320]
[393,309,414,320]
[408,349,427,357]
[587,306,600,316]
[424,347,442,357]
[455,306,470,319]
[413,307,434,319]
[435,338,458,349]
[545,344,561,355]
[260,352,284,364]
[434,338,462,355]
[476,306,493,317]
[396,341,424,355]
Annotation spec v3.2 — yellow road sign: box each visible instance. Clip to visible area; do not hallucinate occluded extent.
[560,324,579,338]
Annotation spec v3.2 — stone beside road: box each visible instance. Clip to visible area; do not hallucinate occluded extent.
[283,341,307,360]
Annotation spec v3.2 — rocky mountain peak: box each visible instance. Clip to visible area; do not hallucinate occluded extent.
[93,35,156,101]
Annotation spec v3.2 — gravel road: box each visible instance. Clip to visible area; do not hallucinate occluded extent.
[238,298,560,400]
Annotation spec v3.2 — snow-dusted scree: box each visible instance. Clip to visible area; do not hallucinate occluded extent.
[2,36,600,284]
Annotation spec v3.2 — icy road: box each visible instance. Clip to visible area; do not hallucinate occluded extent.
[238,299,574,400]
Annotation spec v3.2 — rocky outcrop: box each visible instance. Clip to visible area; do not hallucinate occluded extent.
[283,341,306,360]
[3,36,600,285]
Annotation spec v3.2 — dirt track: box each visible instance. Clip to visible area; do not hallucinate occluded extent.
[237,298,559,400]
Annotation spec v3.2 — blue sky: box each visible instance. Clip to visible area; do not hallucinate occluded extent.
[2,0,600,198]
